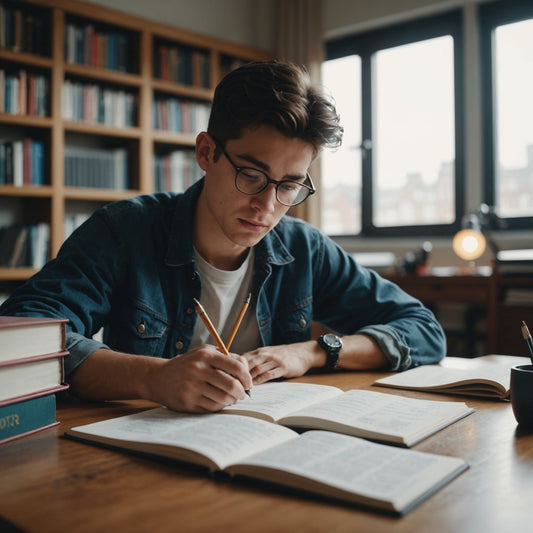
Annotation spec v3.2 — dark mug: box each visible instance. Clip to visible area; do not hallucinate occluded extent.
[510,364,533,428]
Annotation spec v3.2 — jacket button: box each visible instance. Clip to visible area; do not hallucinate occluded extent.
[299,318,307,328]
[175,341,184,350]
[186,307,194,315]
[137,322,146,334]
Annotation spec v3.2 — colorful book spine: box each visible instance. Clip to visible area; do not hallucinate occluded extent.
[0,393,58,445]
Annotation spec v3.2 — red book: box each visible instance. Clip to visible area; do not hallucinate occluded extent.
[23,137,32,185]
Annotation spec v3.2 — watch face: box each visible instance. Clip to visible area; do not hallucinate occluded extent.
[323,333,342,349]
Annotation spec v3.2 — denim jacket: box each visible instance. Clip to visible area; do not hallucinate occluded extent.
[0,178,445,378]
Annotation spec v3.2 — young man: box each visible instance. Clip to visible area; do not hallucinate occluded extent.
[0,61,446,413]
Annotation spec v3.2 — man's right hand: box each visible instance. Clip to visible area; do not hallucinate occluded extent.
[69,345,253,413]
[146,344,252,412]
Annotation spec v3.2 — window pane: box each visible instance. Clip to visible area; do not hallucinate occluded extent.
[373,36,455,227]
[493,19,533,218]
[320,56,361,235]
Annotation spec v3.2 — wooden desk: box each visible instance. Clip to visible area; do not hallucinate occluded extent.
[1,371,532,533]
[387,273,533,357]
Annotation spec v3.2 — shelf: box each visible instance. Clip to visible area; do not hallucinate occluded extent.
[152,79,213,100]
[0,185,53,198]
[64,187,140,201]
[0,48,53,68]
[64,63,143,87]
[63,121,142,138]
[0,114,53,128]
[152,130,197,146]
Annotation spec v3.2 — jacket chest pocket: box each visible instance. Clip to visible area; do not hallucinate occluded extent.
[112,303,169,356]
[275,300,312,343]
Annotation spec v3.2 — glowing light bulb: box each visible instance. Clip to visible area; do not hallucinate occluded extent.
[452,229,487,261]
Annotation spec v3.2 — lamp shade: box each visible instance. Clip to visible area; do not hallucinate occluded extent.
[452,228,487,261]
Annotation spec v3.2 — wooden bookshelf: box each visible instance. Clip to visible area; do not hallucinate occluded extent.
[0,0,271,292]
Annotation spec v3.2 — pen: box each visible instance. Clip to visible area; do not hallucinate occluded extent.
[226,292,251,350]
[193,298,251,397]
[521,321,533,364]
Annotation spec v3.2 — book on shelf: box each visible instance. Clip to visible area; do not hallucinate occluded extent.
[64,146,129,190]
[153,96,210,133]
[64,21,130,72]
[62,80,137,127]
[154,42,209,87]
[220,382,473,447]
[65,407,468,515]
[0,222,50,268]
[0,392,59,445]
[0,4,48,55]
[0,138,45,186]
[0,316,69,405]
[154,149,202,193]
[0,69,48,117]
[374,355,531,400]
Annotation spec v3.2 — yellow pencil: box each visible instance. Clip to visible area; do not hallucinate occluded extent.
[193,298,251,397]
[193,298,229,355]
[226,292,251,350]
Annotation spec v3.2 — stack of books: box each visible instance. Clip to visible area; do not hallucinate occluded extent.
[0,316,69,445]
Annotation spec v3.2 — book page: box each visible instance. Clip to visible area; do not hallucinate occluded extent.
[66,407,297,470]
[222,382,342,421]
[277,390,473,446]
[226,430,468,514]
[375,363,511,397]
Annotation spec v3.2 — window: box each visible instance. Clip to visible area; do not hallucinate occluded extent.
[480,0,533,229]
[323,11,463,237]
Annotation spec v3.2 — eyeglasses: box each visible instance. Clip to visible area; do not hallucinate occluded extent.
[212,138,315,207]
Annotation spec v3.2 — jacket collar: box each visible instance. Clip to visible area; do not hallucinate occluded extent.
[165,178,294,267]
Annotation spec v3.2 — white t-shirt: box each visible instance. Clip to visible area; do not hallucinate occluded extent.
[190,247,261,354]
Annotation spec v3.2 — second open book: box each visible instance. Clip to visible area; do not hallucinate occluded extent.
[221,382,473,447]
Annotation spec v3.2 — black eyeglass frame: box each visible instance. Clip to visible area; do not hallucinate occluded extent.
[212,137,316,207]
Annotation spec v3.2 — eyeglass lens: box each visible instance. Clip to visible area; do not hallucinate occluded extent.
[235,168,310,206]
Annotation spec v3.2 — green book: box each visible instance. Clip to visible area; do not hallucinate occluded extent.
[0,393,58,445]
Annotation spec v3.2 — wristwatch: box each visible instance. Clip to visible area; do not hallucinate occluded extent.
[317,333,343,370]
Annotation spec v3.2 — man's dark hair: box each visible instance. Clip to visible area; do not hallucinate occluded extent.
[207,60,343,155]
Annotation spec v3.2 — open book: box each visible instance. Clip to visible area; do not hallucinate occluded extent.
[221,382,473,447]
[65,408,468,515]
[374,355,531,400]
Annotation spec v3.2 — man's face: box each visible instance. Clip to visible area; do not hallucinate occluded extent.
[199,125,314,251]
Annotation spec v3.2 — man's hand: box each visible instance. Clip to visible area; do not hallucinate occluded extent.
[69,345,253,413]
[147,345,252,412]
[243,341,323,385]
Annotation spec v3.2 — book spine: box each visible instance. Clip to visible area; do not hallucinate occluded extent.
[0,393,57,444]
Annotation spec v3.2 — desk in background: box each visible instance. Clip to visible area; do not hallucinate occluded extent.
[386,272,533,357]
[1,371,532,533]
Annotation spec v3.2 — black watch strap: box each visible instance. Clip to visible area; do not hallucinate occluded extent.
[317,333,343,370]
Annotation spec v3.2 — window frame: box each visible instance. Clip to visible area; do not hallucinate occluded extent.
[479,0,533,231]
[325,10,464,238]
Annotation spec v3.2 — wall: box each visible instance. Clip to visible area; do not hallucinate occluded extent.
[91,0,276,52]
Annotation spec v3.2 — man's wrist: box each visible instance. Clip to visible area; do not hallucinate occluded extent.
[317,333,343,370]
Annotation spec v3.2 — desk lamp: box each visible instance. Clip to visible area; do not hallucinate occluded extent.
[452,204,504,265]
[452,213,487,261]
